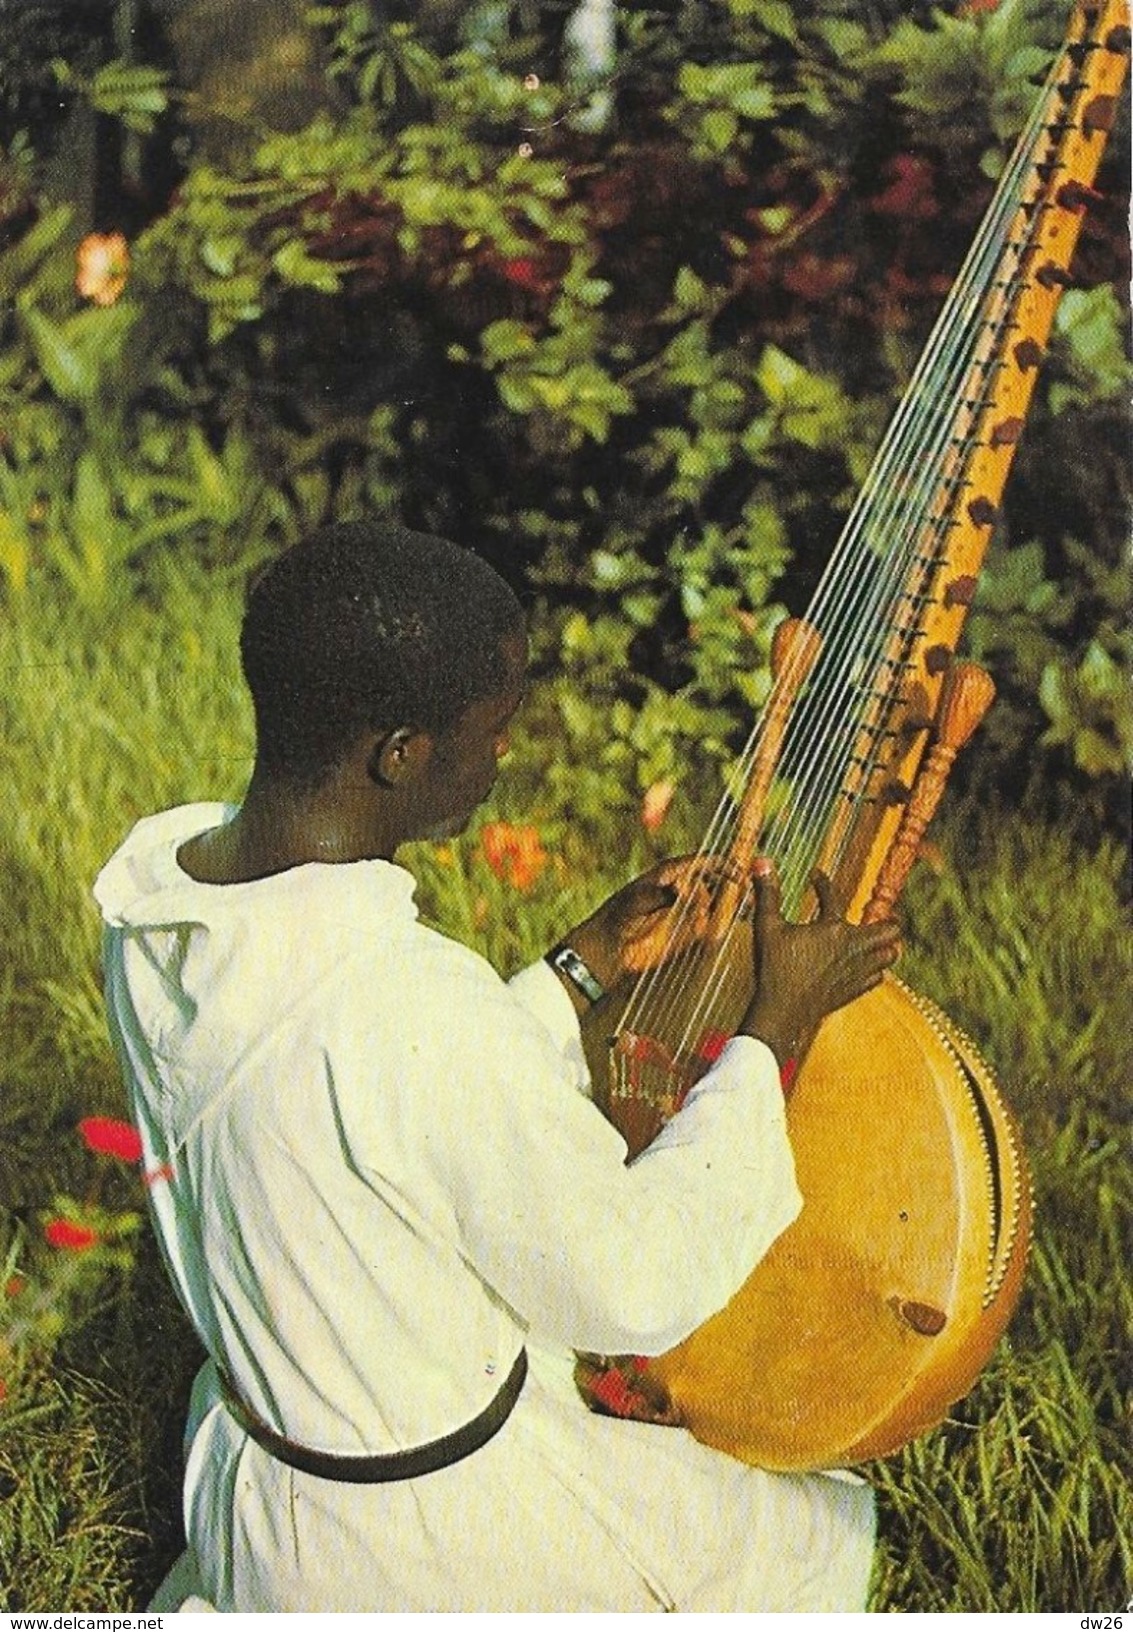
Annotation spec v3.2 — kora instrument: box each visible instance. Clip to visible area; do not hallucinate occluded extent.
[577,0,1129,1470]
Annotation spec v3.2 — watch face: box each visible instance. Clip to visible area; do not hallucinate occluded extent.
[554,947,604,1003]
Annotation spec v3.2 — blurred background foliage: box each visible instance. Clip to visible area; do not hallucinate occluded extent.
[0,0,1128,841]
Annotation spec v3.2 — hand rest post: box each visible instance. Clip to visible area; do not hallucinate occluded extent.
[863,662,995,924]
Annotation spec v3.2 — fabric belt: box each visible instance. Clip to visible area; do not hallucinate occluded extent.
[218,1347,527,1484]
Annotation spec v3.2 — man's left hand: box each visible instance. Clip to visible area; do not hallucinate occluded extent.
[556,857,721,997]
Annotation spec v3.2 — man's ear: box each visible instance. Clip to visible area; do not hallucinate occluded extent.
[367,727,434,788]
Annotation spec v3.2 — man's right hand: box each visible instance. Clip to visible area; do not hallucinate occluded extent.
[739,859,901,1074]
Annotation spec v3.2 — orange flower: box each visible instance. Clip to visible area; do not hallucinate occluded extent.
[641,780,675,832]
[75,232,130,306]
[79,1115,143,1162]
[480,821,548,892]
[4,1276,25,1298]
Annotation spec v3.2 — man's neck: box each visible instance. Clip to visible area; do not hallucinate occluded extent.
[178,776,398,884]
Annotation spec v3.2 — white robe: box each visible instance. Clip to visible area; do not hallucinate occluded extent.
[95,804,875,1612]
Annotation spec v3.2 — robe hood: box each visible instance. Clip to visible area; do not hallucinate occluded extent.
[94,803,419,933]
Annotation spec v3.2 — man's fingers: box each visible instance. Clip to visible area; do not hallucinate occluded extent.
[846,930,902,985]
[830,941,900,1005]
[846,923,901,968]
[810,867,860,920]
[857,919,902,954]
[811,869,834,918]
[650,855,726,902]
[634,881,679,915]
[751,856,782,923]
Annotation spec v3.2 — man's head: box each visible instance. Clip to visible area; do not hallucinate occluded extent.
[240,520,526,822]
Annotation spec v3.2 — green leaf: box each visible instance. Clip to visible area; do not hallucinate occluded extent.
[1077,639,1124,705]
[673,267,713,313]
[21,307,97,403]
[89,61,171,134]
[755,344,804,405]
[816,19,869,61]
[566,276,613,308]
[621,590,662,626]
[975,541,1058,616]
[0,509,29,594]
[701,108,739,151]
[663,340,713,392]
[73,452,115,543]
[271,240,342,294]
[741,499,788,565]
[753,344,852,449]
[200,236,241,278]
[0,204,74,300]
[1050,287,1132,411]
[1038,643,1133,776]
[496,373,538,413]
[187,426,235,520]
[726,0,798,42]
[739,414,774,460]
[481,320,537,366]
[731,85,776,119]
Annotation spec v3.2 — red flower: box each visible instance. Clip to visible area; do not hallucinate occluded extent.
[0,1379,7,1404]
[78,1116,143,1163]
[480,822,548,892]
[44,1219,99,1252]
[500,257,542,290]
[75,232,130,306]
[4,1276,25,1298]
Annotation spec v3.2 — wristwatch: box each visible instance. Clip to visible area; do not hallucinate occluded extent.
[547,944,606,1005]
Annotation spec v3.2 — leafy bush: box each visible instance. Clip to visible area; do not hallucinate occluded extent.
[0,0,1127,830]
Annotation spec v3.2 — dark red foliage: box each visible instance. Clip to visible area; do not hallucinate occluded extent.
[868,154,940,220]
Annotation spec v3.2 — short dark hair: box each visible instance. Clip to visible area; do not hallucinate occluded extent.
[240,520,525,788]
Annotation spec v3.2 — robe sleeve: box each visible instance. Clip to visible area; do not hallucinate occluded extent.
[507,956,591,1092]
[333,935,801,1359]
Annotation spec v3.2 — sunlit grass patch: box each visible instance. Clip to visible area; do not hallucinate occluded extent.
[0,1368,143,1612]
[0,567,250,1136]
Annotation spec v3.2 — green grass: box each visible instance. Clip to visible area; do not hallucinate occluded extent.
[0,1364,149,1612]
[0,573,1128,1611]
[0,567,250,1207]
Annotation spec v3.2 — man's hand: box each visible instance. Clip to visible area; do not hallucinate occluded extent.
[553,856,720,1000]
[740,859,902,1070]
